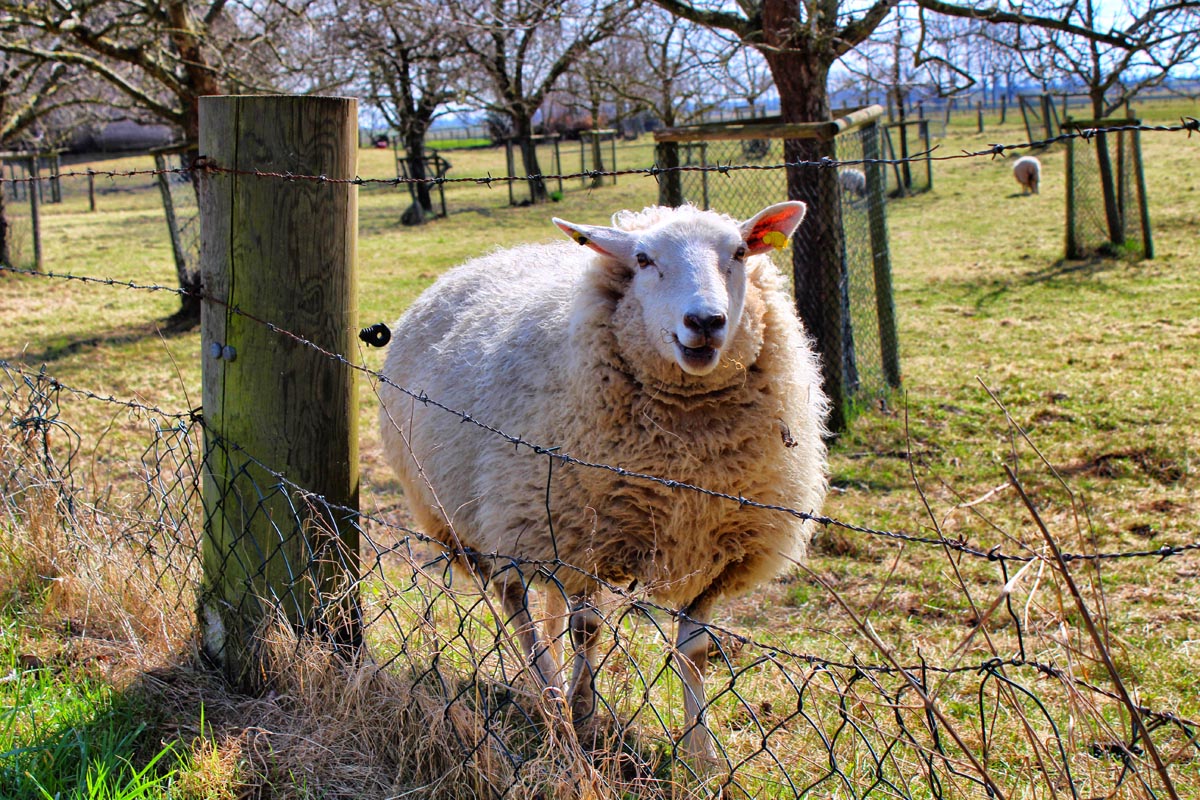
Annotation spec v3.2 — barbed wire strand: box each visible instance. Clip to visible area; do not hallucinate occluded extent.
[0,119,1195,190]
[1,267,1196,569]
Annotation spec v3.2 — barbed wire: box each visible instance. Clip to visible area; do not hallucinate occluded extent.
[0,356,193,420]
[1,119,1195,190]
[2,287,1195,572]
[3,355,1194,740]
[4,358,1196,800]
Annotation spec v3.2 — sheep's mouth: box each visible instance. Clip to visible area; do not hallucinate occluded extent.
[677,343,719,371]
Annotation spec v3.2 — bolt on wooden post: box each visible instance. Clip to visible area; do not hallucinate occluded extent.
[198,95,360,688]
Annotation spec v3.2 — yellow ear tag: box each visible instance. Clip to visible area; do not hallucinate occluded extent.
[762,230,788,250]
[571,230,590,246]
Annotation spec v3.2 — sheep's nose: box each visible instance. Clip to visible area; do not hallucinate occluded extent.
[684,312,726,337]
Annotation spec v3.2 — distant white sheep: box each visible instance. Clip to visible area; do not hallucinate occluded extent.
[839,168,868,199]
[378,202,828,761]
[1012,155,1041,194]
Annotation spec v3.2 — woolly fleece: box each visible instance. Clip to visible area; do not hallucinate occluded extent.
[1012,155,1041,194]
[379,204,829,610]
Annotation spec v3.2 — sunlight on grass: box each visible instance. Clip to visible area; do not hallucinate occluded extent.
[0,95,1197,797]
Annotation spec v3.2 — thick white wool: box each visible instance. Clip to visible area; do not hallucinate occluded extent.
[1012,155,1041,193]
[379,204,828,609]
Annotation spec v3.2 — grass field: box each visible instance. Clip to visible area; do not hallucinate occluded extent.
[1,97,1199,798]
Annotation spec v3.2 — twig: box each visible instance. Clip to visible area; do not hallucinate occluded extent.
[1004,464,1181,800]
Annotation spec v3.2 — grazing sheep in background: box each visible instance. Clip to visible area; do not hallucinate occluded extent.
[1013,155,1041,194]
[838,168,868,199]
[378,202,828,761]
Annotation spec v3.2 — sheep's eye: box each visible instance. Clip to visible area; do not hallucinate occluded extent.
[635,252,654,269]
[733,246,746,262]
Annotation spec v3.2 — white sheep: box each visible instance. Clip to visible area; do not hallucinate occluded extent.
[838,168,868,199]
[378,202,828,761]
[1012,155,1041,194]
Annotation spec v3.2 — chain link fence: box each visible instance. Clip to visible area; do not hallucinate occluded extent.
[5,117,1200,796]
[1065,120,1153,259]
[4,356,1199,798]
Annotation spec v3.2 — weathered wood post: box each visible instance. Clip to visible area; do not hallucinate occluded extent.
[199,95,360,688]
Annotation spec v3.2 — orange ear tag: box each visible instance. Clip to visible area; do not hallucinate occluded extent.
[762,230,788,250]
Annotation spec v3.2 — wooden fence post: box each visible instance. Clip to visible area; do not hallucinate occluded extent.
[199,95,360,688]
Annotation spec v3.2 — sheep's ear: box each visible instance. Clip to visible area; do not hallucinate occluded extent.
[553,218,637,261]
[740,201,808,255]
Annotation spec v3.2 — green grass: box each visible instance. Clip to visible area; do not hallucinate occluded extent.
[1,94,1199,797]
[0,616,185,799]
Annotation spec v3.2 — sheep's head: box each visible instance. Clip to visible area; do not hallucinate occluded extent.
[554,202,806,378]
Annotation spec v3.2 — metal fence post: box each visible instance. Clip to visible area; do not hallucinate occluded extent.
[198,95,361,688]
[1065,136,1079,259]
[862,123,901,389]
[29,156,42,273]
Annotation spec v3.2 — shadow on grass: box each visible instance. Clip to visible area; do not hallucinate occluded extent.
[969,254,1125,313]
[1,649,687,800]
[11,316,196,366]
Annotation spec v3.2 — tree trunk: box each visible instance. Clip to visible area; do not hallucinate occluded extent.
[403,127,434,221]
[158,2,219,328]
[767,53,854,433]
[1090,92,1123,248]
[513,113,548,203]
[0,183,10,268]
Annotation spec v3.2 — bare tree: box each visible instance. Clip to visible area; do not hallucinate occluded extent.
[0,49,74,268]
[334,0,467,222]
[0,0,313,324]
[706,38,775,118]
[955,0,1200,119]
[567,7,721,134]
[446,0,641,202]
[834,4,925,119]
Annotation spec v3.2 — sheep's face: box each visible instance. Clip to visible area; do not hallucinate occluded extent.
[554,202,807,377]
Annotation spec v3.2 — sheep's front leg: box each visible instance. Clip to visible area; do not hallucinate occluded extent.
[566,595,602,723]
[497,575,560,694]
[675,607,718,762]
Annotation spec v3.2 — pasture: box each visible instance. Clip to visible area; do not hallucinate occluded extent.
[1,98,1199,798]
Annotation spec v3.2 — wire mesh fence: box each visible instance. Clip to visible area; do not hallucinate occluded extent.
[3,351,1200,799]
[1065,121,1153,259]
